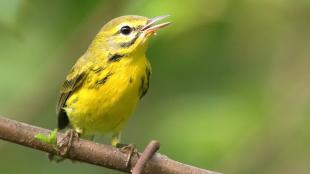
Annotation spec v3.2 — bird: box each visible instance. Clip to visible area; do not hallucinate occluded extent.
[56,15,170,149]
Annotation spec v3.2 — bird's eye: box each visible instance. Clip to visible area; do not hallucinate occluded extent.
[120,26,132,35]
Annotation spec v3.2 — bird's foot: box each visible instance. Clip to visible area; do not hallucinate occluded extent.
[116,143,137,167]
[56,129,80,156]
[48,129,80,162]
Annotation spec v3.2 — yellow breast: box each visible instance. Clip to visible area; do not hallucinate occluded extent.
[65,55,150,135]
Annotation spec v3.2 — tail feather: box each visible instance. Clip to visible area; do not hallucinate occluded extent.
[58,109,69,129]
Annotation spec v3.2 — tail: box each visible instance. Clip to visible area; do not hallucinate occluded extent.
[58,109,69,129]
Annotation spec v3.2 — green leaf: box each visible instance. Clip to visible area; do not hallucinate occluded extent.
[35,129,58,145]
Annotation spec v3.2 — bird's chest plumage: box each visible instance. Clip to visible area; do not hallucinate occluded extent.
[65,57,150,135]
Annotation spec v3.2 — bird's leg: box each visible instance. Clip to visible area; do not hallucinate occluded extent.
[112,132,137,167]
[111,132,121,148]
[117,143,137,167]
[57,129,80,156]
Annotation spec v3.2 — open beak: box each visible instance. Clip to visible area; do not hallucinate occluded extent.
[141,15,171,34]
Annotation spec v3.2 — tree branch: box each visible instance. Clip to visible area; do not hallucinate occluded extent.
[132,140,161,174]
[0,116,220,174]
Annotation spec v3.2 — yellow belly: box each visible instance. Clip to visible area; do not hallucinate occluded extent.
[65,57,149,135]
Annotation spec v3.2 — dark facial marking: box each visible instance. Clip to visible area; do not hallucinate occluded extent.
[120,32,141,48]
[129,77,133,84]
[136,25,143,30]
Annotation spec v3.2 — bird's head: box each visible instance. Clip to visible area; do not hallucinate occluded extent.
[88,15,170,56]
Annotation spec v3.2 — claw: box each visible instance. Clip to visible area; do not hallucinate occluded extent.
[117,143,137,167]
[48,129,79,163]
[57,129,80,156]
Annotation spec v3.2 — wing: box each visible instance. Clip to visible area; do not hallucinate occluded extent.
[56,66,87,129]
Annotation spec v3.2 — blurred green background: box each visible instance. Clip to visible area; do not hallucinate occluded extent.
[1,0,310,173]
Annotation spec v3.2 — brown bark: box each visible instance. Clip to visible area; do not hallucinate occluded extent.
[0,116,220,174]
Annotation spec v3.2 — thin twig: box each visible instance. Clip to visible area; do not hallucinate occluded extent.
[132,140,160,174]
[0,116,221,174]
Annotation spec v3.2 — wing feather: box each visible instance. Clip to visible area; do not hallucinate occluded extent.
[56,66,87,129]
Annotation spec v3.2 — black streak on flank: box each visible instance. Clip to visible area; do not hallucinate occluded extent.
[139,67,151,99]
[120,32,141,48]
[108,54,124,62]
[139,76,145,99]
[146,67,151,83]
[93,72,113,89]
[96,72,113,85]
[91,66,105,73]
